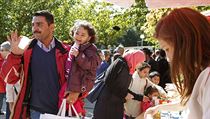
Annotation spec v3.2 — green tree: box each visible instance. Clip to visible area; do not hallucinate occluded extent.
[142,6,210,47]
[0,0,79,42]
[60,1,136,47]
[113,0,149,47]
[142,8,170,46]
[1,1,209,47]
[0,0,147,47]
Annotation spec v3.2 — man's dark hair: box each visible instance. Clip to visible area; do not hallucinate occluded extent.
[159,49,166,58]
[135,62,151,71]
[33,10,54,25]
[144,86,158,96]
[142,48,152,56]
[149,71,160,79]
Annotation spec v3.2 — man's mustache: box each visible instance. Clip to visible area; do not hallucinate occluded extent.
[33,31,41,34]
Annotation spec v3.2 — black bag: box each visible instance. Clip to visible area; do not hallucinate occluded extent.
[86,71,106,103]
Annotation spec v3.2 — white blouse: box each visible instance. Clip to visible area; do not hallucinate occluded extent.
[186,67,210,119]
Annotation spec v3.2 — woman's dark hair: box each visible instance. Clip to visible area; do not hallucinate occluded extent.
[149,71,160,79]
[142,48,152,56]
[159,49,166,58]
[113,53,121,61]
[144,86,159,96]
[154,8,210,105]
[33,10,54,25]
[136,62,151,71]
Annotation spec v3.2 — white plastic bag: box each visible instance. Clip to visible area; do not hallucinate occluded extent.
[40,99,80,119]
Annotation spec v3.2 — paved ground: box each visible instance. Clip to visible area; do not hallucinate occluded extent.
[0,98,94,119]
[84,98,95,117]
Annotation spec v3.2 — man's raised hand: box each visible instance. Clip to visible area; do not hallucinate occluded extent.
[7,30,32,55]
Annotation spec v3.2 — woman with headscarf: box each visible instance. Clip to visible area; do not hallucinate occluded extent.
[93,50,145,119]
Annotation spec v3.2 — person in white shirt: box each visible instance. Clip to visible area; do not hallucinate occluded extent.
[124,62,166,119]
[144,8,210,119]
[6,81,20,115]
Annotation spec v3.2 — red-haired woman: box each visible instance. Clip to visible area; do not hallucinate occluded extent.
[144,8,210,119]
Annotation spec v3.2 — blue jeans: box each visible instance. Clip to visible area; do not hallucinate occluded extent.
[30,109,41,119]
[0,93,5,111]
[6,102,10,119]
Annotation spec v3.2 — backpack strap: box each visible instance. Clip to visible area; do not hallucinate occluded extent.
[13,86,18,95]
[144,79,148,91]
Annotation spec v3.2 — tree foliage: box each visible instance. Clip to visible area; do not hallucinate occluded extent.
[142,6,210,47]
[0,0,209,48]
[112,0,148,47]
[0,0,78,41]
[0,0,135,47]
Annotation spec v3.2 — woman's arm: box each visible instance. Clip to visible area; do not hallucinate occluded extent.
[127,89,149,102]
[144,101,186,119]
[128,89,144,101]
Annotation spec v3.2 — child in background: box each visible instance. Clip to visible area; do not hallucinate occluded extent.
[141,86,159,112]
[149,71,160,85]
[125,62,167,119]
[59,20,101,116]
[149,71,167,96]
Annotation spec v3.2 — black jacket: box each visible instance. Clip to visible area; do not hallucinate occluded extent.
[93,57,132,119]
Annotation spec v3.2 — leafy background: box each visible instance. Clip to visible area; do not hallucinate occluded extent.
[0,0,209,48]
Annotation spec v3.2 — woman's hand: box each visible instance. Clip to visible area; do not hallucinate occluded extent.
[143,96,150,102]
[144,106,159,119]
[125,93,134,101]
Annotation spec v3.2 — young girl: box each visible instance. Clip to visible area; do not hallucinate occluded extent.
[141,86,160,112]
[149,71,167,97]
[124,62,166,119]
[149,71,160,85]
[63,20,101,116]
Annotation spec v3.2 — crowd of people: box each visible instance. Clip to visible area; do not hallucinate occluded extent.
[0,7,209,119]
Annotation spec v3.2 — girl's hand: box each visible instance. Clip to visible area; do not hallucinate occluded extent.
[70,47,79,57]
[125,93,134,101]
[144,106,159,119]
[143,96,150,102]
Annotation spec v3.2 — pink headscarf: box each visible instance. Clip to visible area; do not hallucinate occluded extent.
[123,50,145,74]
